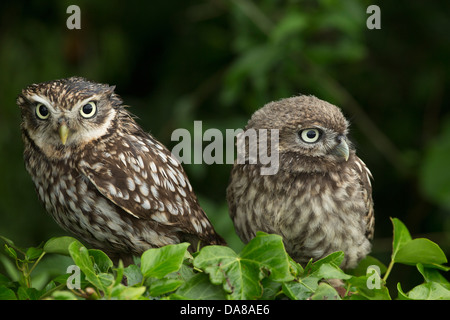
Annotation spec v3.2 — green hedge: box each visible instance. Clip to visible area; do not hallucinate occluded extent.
[0,218,448,300]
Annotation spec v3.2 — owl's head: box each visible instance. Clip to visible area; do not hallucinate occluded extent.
[247,95,352,173]
[17,77,123,158]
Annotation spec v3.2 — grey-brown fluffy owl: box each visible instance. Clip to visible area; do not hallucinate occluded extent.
[227,95,374,269]
[18,77,225,264]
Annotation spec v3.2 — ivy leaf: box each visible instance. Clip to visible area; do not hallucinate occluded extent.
[124,264,143,287]
[0,236,15,247]
[88,249,113,273]
[141,243,190,279]
[347,274,391,300]
[43,236,81,256]
[398,282,450,300]
[416,264,450,288]
[146,277,184,297]
[0,285,16,300]
[347,255,387,277]
[390,218,448,269]
[51,290,80,300]
[174,273,227,300]
[282,277,320,300]
[68,241,113,291]
[390,218,412,262]
[110,285,146,300]
[25,247,43,261]
[194,232,292,300]
[309,251,351,280]
[4,245,17,259]
[17,287,40,300]
[395,238,448,267]
[309,283,341,300]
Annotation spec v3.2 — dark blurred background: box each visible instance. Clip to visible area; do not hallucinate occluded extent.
[0,0,449,292]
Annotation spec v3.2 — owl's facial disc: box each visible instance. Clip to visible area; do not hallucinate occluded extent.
[20,93,116,159]
[56,101,98,145]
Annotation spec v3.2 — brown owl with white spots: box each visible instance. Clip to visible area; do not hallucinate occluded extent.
[18,77,225,265]
[227,96,374,269]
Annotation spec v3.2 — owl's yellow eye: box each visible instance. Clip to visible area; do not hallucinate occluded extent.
[300,129,321,143]
[80,101,97,118]
[35,103,50,120]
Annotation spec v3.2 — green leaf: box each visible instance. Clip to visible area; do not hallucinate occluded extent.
[239,232,293,282]
[25,247,43,261]
[44,236,81,255]
[0,255,20,281]
[417,264,450,289]
[4,245,17,259]
[0,274,11,286]
[0,285,16,300]
[394,238,448,267]
[390,218,412,262]
[68,241,111,291]
[113,260,124,287]
[52,290,80,300]
[396,283,412,300]
[347,255,387,277]
[0,236,15,247]
[17,287,40,300]
[288,256,304,278]
[282,278,319,300]
[260,278,282,300]
[307,251,351,280]
[401,282,450,300]
[97,273,115,289]
[282,253,351,300]
[310,283,341,300]
[314,263,351,280]
[110,284,146,300]
[313,251,346,266]
[194,232,293,300]
[124,264,143,287]
[174,273,227,300]
[141,243,190,279]
[88,249,113,273]
[347,274,391,300]
[147,278,184,297]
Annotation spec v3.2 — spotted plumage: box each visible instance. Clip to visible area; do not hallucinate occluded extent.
[227,95,374,269]
[18,77,225,264]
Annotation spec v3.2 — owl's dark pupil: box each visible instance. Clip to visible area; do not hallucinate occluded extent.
[83,104,93,114]
[306,130,316,138]
[38,105,48,116]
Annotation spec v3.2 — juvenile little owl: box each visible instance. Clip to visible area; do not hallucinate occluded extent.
[18,77,225,264]
[227,95,374,269]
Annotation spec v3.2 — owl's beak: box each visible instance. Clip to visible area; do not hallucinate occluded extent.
[58,123,69,145]
[334,138,349,161]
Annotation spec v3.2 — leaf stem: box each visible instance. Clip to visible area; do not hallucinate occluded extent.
[382,260,395,282]
[28,252,46,276]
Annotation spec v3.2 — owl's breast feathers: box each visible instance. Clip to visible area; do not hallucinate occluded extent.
[227,154,374,267]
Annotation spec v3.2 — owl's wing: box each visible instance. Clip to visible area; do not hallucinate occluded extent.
[354,156,375,240]
[78,130,224,245]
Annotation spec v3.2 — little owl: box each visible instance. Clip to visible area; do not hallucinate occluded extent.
[18,77,225,264]
[227,95,374,269]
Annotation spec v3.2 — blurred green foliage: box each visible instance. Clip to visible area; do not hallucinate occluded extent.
[0,0,449,292]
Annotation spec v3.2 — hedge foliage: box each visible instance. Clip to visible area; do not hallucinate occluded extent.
[0,218,448,300]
